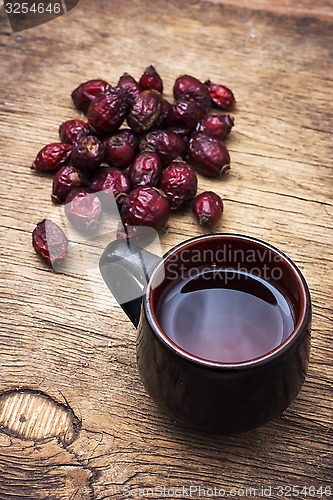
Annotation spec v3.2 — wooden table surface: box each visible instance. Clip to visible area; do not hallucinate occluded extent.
[0,0,332,498]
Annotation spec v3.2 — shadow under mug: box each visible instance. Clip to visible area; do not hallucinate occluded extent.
[100,233,311,434]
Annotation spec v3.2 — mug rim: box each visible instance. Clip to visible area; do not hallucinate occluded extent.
[145,233,311,370]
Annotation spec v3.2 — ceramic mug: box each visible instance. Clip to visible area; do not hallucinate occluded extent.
[99,233,311,433]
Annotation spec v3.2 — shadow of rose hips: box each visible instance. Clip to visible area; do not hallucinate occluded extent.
[161,159,197,209]
[189,132,231,177]
[71,79,110,113]
[192,191,223,226]
[32,143,71,173]
[32,219,68,265]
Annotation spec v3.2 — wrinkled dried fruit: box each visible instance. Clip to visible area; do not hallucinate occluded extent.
[117,73,141,103]
[140,129,187,167]
[32,143,71,172]
[196,114,234,141]
[204,80,236,110]
[71,79,110,113]
[52,165,86,204]
[87,87,129,136]
[65,190,102,234]
[127,89,162,133]
[173,75,211,116]
[167,100,201,134]
[71,135,104,172]
[59,119,91,145]
[104,130,138,169]
[189,133,231,177]
[192,191,223,226]
[89,167,130,210]
[161,159,197,209]
[129,151,162,189]
[32,219,68,265]
[139,65,163,93]
[116,222,159,247]
[121,186,170,230]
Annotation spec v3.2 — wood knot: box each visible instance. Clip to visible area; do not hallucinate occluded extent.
[0,390,80,445]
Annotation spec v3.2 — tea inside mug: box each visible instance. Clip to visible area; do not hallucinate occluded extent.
[156,268,295,363]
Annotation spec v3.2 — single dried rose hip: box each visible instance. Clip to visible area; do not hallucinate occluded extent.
[127,89,162,133]
[161,159,197,209]
[52,165,86,204]
[59,119,91,145]
[89,167,130,210]
[103,130,138,169]
[121,186,170,230]
[173,75,211,116]
[139,65,163,93]
[140,129,187,167]
[129,151,162,189]
[167,100,201,135]
[71,135,104,173]
[192,191,223,226]
[204,80,236,110]
[71,79,110,113]
[87,87,129,136]
[65,190,102,234]
[32,143,71,172]
[189,133,230,177]
[117,73,141,103]
[32,219,68,265]
[196,114,234,141]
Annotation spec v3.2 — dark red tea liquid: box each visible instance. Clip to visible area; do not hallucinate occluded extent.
[156,269,295,363]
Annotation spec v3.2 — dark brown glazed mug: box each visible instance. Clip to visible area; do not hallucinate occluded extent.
[100,234,311,434]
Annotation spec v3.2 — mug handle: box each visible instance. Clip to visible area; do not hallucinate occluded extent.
[99,239,161,328]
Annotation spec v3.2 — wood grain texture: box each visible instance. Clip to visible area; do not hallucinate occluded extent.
[0,0,332,498]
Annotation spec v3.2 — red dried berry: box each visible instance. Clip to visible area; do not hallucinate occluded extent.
[104,130,138,170]
[52,165,86,204]
[32,219,68,265]
[121,186,170,230]
[32,143,71,173]
[117,73,141,103]
[161,159,197,209]
[116,222,158,247]
[189,133,231,177]
[139,65,163,93]
[204,80,236,110]
[65,190,102,234]
[127,89,162,134]
[196,114,234,141]
[192,191,223,226]
[155,98,173,128]
[71,79,110,113]
[173,75,211,116]
[71,135,104,173]
[87,87,129,136]
[89,167,130,210]
[167,100,201,135]
[129,151,162,189]
[140,129,188,167]
[59,119,91,145]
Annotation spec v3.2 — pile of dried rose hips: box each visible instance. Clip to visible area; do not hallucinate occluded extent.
[32,66,236,266]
